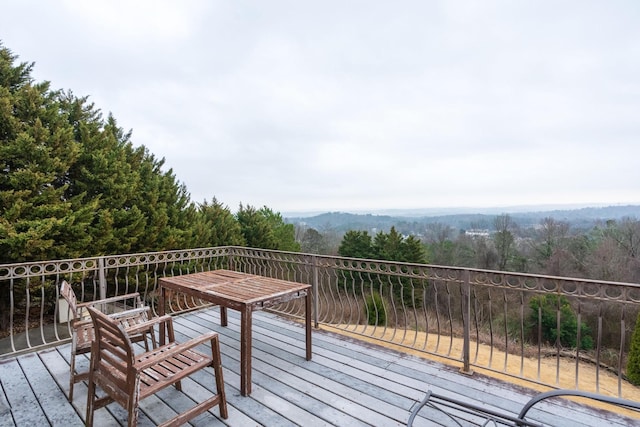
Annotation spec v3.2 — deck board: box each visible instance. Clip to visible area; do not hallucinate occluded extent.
[175,316,369,426]
[181,313,404,426]
[0,306,638,426]
[253,312,637,427]
[0,357,50,426]
[0,364,12,427]
[16,352,81,426]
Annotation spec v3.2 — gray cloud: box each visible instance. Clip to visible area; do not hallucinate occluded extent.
[2,0,639,213]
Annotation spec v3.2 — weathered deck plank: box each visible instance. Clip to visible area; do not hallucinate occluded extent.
[1,306,638,426]
[16,352,82,426]
[0,364,13,427]
[251,310,639,427]
[0,357,51,426]
[181,313,401,424]
[191,307,639,427]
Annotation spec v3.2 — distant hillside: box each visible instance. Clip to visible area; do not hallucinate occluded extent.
[286,205,640,233]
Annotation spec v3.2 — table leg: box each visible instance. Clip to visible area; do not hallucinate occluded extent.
[240,308,252,396]
[305,291,312,361]
[159,286,166,345]
[220,306,228,327]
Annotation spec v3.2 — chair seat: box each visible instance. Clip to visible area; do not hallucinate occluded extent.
[96,342,213,402]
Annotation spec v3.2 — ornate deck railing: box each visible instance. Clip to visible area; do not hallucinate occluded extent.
[1,246,639,399]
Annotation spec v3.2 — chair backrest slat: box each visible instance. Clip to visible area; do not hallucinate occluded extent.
[88,306,136,373]
[111,307,152,329]
[60,280,78,321]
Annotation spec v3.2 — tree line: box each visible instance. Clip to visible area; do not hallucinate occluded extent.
[298,214,640,284]
[301,214,640,382]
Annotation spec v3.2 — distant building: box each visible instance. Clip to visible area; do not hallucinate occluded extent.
[465,229,490,237]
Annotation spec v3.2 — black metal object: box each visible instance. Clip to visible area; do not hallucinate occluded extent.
[408,388,640,426]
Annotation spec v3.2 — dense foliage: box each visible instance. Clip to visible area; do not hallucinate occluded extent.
[338,226,426,264]
[305,212,640,286]
[1,45,194,262]
[325,216,638,352]
[338,227,427,306]
[528,294,593,350]
[365,291,386,326]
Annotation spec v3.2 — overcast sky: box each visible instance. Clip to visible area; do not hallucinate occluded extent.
[2,1,639,214]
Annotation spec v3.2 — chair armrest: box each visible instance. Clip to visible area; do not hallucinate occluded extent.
[76,292,143,310]
[72,318,94,332]
[135,331,218,371]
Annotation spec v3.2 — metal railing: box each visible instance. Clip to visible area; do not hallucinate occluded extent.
[1,246,639,400]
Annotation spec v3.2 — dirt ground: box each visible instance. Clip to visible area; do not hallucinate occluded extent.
[320,324,640,420]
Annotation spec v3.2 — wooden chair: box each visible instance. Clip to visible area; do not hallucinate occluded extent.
[59,280,156,402]
[85,306,228,427]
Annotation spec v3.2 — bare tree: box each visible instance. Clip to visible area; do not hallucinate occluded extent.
[531,217,571,276]
[493,214,517,271]
[588,218,640,282]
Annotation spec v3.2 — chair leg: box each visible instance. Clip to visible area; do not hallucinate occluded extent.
[142,329,157,351]
[211,335,228,419]
[142,334,150,352]
[149,329,157,349]
[127,379,141,427]
[68,351,76,402]
[85,371,96,426]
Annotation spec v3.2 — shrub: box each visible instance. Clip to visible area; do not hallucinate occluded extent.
[627,312,640,385]
[529,294,593,350]
[494,312,523,343]
[365,292,386,326]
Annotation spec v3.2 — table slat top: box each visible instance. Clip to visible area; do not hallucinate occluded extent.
[159,270,310,306]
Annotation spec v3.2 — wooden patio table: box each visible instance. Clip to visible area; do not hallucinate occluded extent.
[158,269,312,396]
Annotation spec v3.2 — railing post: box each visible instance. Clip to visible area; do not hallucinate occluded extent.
[312,255,319,328]
[98,257,107,300]
[228,246,236,271]
[461,269,473,375]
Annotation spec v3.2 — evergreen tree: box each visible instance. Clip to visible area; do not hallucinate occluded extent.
[373,227,403,260]
[236,204,277,249]
[372,227,426,264]
[194,198,244,247]
[258,206,300,252]
[0,44,199,261]
[338,227,427,305]
[0,46,96,262]
[401,235,427,264]
[338,230,373,258]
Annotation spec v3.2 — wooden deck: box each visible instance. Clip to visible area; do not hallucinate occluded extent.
[1,307,638,426]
